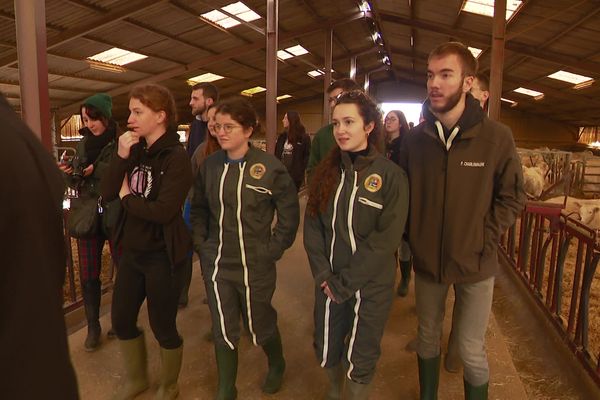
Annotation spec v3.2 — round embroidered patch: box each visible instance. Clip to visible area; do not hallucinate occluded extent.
[364,173,383,193]
[249,163,267,179]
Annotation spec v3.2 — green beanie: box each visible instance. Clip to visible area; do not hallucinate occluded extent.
[83,93,112,119]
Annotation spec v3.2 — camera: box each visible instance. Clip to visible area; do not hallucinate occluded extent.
[70,155,89,180]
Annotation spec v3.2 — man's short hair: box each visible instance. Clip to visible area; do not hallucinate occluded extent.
[428,42,478,78]
[475,73,489,92]
[191,82,219,102]
[327,78,361,94]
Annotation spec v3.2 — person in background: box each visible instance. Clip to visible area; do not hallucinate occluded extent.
[304,91,408,400]
[384,110,413,297]
[275,110,311,191]
[101,83,192,400]
[59,93,120,351]
[179,83,219,308]
[191,104,219,177]
[191,98,299,399]
[306,78,362,180]
[399,42,524,400]
[188,82,219,157]
[470,73,490,111]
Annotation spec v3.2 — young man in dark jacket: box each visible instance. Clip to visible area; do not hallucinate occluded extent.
[399,42,525,400]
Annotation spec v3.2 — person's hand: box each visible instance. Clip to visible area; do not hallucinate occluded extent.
[119,175,131,199]
[118,131,140,159]
[82,164,94,177]
[58,162,73,174]
[321,281,338,303]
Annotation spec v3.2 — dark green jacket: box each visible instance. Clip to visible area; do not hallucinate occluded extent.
[307,123,335,180]
[399,95,525,284]
[304,146,409,302]
[191,146,300,282]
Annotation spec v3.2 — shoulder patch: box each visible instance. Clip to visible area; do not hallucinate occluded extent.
[364,173,383,193]
[249,163,267,179]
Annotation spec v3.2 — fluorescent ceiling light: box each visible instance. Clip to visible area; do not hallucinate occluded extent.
[514,87,543,97]
[277,94,292,101]
[547,70,593,85]
[359,1,371,12]
[501,97,516,104]
[308,70,324,78]
[200,2,260,29]
[278,45,309,60]
[468,46,483,58]
[462,0,523,20]
[87,47,147,66]
[187,72,225,85]
[241,86,266,97]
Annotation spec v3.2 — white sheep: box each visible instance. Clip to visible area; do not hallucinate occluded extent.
[578,202,600,229]
[523,166,546,198]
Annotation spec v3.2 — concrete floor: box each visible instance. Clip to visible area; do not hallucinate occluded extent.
[68,196,528,400]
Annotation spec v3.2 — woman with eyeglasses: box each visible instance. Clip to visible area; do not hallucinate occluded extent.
[191,98,299,399]
[304,91,408,399]
[384,110,413,297]
[101,83,192,399]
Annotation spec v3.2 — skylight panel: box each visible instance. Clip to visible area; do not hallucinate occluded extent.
[468,46,483,58]
[462,0,523,20]
[277,94,292,101]
[547,70,593,85]
[513,87,544,99]
[308,70,324,78]
[241,86,266,97]
[187,73,225,85]
[87,47,147,66]
[201,2,261,29]
[285,45,308,56]
[277,50,294,60]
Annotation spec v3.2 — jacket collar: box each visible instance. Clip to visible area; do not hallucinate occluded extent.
[421,93,485,143]
[340,144,378,172]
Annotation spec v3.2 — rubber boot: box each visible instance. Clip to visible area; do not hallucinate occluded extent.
[261,331,286,394]
[346,378,372,400]
[324,364,344,400]
[464,379,488,400]
[82,279,102,351]
[155,344,183,400]
[418,355,440,400]
[112,333,150,400]
[397,261,412,297]
[178,255,192,308]
[215,345,238,400]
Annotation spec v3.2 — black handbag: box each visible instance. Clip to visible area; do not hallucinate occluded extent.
[67,196,100,238]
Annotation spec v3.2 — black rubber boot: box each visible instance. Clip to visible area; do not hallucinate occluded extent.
[215,345,238,400]
[346,378,372,400]
[324,364,345,400]
[464,379,488,400]
[397,260,412,297]
[261,330,286,394]
[418,355,440,400]
[82,279,102,351]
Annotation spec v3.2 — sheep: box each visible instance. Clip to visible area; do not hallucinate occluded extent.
[523,165,546,198]
[578,202,600,229]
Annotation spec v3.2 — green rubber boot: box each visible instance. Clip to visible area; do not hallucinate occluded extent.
[112,333,149,400]
[418,355,440,400]
[154,344,183,399]
[261,331,286,394]
[215,345,238,400]
[464,379,488,400]
[346,378,372,400]
[324,364,345,400]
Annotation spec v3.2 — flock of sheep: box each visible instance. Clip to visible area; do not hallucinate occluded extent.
[520,148,600,230]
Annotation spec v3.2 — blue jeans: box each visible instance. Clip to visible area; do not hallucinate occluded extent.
[415,274,494,386]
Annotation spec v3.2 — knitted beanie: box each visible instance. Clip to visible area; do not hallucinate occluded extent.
[83,93,112,119]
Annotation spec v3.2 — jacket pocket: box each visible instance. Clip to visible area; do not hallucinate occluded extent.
[245,184,273,195]
[358,196,383,210]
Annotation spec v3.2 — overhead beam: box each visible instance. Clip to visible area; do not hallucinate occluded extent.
[378,11,600,75]
[57,11,366,115]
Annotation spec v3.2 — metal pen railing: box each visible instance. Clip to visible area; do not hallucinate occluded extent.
[500,202,600,386]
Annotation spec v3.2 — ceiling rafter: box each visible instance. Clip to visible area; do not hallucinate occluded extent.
[56,11,366,116]
[369,1,396,82]
[378,11,600,75]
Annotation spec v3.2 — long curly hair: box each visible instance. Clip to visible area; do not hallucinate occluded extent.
[203,104,221,158]
[307,90,382,216]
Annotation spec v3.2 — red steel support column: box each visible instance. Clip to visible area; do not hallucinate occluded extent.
[488,0,507,121]
[14,0,52,150]
[322,29,333,126]
[265,0,278,154]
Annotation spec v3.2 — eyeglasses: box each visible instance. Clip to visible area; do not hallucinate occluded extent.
[213,123,242,134]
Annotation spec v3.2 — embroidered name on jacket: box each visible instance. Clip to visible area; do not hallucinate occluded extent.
[460,161,485,167]
[130,165,153,198]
